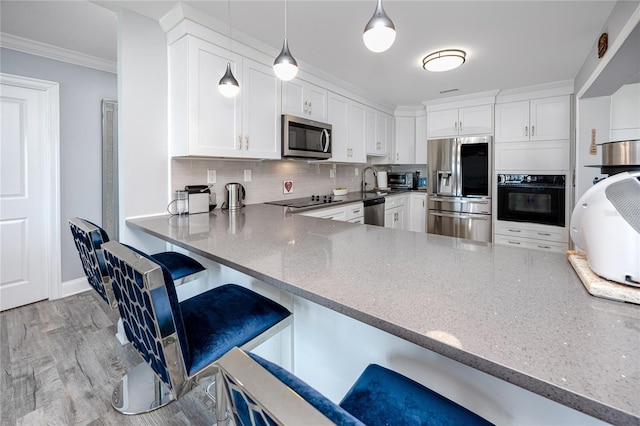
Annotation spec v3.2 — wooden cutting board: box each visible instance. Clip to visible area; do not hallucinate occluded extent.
[567,250,640,305]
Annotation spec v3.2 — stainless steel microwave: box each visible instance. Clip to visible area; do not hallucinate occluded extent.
[282,114,332,160]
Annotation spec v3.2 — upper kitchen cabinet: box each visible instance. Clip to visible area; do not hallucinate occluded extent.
[495,95,570,143]
[169,35,280,159]
[366,108,392,156]
[328,92,366,163]
[610,83,640,141]
[394,116,416,163]
[282,79,328,122]
[414,113,427,164]
[427,105,493,138]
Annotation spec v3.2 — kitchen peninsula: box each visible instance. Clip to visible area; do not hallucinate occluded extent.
[128,204,640,425]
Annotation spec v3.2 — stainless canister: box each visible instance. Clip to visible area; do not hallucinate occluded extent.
[601,140,640,166]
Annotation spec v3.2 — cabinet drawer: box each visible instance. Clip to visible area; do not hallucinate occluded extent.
[495,223,567,243]
[385,195,407,210]
[345,203,364,220]
[300,206,346,221]
[494,235,568,253]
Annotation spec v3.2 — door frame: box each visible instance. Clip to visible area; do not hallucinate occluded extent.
[1,73,61,301]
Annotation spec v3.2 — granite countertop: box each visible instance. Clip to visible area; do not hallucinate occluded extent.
[128,205,640,424]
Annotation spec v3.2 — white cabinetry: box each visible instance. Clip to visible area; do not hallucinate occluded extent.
[494,95,571,171]
[384,194,409,230]
[494,221,568,253]
[299,202,364,223]
[394,117,416,164]
[610,83,640,140]
[366,109,392,156]
[328,93,366,163]
[427,105,493,138]
[414,114,427,164]
[409,193,427,233]
[495,96,569,143]
[169,35,280,159]
[282,79,328,122]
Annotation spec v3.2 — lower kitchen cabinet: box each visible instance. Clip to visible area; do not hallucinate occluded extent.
[384,194,409,230]
[409,193,427,233]
[493,221,568,253]
[299,202,364,223]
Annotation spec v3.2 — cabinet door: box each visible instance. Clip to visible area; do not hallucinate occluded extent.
[459,105,493,135]
[186,37,242,157]
[242,58,281,159]
[306,83,328,122]
[348,101,367,163]
[282,80,305,117]
[384,208,396,228]
[328,93,349,162]
[427,109,458,138]
[385,114,394,159]
[409,194,427,233]
[495,101,529,143]
[394,116,415,164]
[365,108,379,155]
[530,96,569,141]
[414,114,427,164]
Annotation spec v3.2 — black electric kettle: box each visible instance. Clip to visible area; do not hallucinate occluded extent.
[223,182,245,210]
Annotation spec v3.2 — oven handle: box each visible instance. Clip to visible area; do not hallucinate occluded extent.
[430,211,489,220]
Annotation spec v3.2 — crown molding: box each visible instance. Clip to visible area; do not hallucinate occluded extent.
[0,32,116,74]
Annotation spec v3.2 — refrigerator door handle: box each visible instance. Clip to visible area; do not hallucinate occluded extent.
[430,198,489,205]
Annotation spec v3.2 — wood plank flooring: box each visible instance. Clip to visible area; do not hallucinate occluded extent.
[1,291,217,425]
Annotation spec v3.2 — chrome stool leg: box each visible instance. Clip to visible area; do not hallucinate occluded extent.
[111,362,175,414]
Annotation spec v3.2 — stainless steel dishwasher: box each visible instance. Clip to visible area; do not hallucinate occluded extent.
[363,197,385,226]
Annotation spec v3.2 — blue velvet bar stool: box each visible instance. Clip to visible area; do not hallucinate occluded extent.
[69,217,205,309]
[101,240,292,416]
[215,347,493,426]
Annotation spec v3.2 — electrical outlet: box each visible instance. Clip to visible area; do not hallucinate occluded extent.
[355,167,359,176]
[207,169,216,184]
[329,168,335,178]
[244,169,252,182]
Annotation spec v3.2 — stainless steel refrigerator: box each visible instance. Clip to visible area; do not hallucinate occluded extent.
[427,136,492,242]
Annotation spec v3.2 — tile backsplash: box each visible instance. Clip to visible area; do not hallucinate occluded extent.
[172,158,426,207]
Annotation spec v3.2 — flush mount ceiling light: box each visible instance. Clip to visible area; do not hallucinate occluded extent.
[218,0,239,98]
[422,49,466,72]
[363,0,396,53]
[273,0,298,81]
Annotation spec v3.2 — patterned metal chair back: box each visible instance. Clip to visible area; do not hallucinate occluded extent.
[69,217,114,307]
[102,240,188,396]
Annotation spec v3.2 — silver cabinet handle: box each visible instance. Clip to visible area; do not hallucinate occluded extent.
[537,245,551,249]
[537,232,551,236]
[459,121,462,130]
[353,209,361,214]
[531,125,535,136]
[245,136,249,150]
[303,101,308,114]
[508,241,521,245]
[454,122,458,131]
[508,229,522,233]
[238,135,242,150]
[525,126,528,136]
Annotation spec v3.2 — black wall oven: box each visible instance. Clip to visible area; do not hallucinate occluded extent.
[497,174,566,227]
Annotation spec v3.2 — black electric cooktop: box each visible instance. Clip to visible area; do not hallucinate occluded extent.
[265,194,342,209]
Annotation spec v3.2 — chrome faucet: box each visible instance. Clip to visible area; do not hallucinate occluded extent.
[362,166,377,193]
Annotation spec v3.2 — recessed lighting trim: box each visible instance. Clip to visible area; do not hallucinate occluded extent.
[423,49,466,72]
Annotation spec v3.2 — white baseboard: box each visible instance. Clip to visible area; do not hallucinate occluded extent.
[58,277,91,299]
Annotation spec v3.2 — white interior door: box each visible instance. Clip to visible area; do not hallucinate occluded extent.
[0,74,59,311]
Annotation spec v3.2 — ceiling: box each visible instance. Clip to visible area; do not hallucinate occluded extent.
[0,1,618,107]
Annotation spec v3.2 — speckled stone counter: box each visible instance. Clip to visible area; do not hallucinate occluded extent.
[129,204,640,425]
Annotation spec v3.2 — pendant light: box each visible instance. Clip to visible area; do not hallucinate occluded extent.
[273,0,298,81]
[219,0,239,98]
[363,0,396,53]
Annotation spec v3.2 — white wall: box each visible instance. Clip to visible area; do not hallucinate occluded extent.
[0,48,117,283]
[116,9,170,252]
[575,97,610,203]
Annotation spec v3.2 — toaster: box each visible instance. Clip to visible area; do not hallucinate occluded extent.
[570,171,640,286]
[185,185,211,215]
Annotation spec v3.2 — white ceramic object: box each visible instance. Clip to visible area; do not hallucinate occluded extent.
[333,188,348,196]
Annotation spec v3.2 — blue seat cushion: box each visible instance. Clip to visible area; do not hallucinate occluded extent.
[339,364,493,426]
[248,352,365,426]
[180,284,291,376]
[150,251,205,281]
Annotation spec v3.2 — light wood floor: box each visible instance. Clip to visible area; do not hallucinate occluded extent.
[1,291,217,425]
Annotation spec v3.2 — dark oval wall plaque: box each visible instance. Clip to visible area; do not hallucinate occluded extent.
[598,33,608,58]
